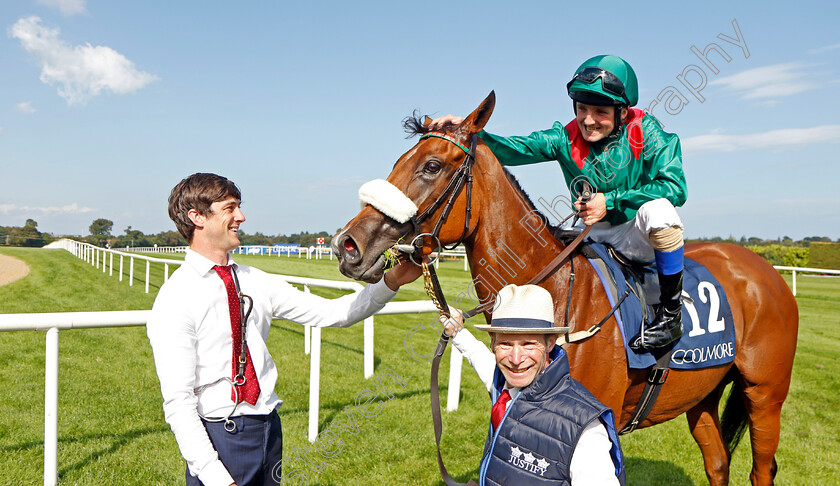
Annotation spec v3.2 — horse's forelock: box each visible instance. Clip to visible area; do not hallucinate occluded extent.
[402,110,461,138]
[402,111,429,138]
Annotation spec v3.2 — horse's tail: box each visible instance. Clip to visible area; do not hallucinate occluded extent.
[721,378,749,457]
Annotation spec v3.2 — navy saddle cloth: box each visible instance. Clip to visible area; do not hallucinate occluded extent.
[584,242,736,370]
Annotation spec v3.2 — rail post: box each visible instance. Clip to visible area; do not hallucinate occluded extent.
[44,327,59,486]
[306,285,321,443]
[304,323,311,355]
[364,316,374,379]
[447,347,463,412]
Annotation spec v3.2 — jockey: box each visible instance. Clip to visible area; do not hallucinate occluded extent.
[430,55,687,350]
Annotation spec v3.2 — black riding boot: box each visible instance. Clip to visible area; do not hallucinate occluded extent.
[630,271,683,351]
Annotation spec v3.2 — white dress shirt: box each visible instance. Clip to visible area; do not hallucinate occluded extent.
[146,249,396,486]
[451,328,621,485]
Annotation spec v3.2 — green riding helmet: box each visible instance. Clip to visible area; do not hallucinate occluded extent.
[567,55,639,107]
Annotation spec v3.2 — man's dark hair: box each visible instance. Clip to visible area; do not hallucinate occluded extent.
[168,173,241,243]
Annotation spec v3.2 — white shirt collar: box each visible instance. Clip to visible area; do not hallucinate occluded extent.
[185,248,237,277]
[503,384,521,397]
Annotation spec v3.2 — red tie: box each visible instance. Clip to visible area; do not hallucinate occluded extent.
[491,389,511,430]
[214,265,261,405]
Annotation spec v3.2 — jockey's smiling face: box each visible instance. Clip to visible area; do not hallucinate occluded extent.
[491,333,558,388]
[575,102,627,143]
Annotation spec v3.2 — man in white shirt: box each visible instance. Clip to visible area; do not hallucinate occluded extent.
[442,284,625,485]
[146,173,421,486]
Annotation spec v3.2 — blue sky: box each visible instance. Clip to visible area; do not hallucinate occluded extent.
[1,0,839,240]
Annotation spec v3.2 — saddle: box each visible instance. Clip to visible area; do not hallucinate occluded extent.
[552,228,737,432]
[553,228,736,371]
[554,228,654,320]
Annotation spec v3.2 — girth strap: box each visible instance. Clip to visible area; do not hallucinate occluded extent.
[619,346,675,434]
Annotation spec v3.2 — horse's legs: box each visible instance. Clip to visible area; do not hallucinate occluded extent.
[736,321,793,485]
[741,387,783,486]
[686,384,730,486]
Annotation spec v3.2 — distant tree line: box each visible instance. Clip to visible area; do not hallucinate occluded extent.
[3,219,840,269]
[0,218,334,249]
[0,219,55,247]
[684,236,838,268]
[685,235,836,246]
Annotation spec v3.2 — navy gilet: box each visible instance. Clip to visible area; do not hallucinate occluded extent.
[478,347,626,485]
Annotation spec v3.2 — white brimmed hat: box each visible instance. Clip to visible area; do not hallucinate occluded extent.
[474,284,569,334]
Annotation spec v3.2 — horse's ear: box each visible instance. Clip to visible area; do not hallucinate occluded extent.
[423,116,433,128]
[459,90,496,137]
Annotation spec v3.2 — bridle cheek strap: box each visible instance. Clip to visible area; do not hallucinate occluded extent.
[356,133,477,257]
[410,133,478,249]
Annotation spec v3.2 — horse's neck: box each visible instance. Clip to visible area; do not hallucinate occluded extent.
[463,148,569,303]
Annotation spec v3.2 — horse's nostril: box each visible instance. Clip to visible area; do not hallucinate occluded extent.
[344,237,358,252]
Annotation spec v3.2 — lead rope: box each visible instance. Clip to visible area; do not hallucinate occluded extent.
[424,262,480,486]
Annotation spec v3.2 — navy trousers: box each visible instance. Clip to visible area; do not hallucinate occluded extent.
[186,413,283,486]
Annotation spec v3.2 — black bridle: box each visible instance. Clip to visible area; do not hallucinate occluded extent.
[409,132,478,253]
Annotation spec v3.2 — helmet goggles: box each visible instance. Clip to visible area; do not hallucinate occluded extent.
[567,66,629,105]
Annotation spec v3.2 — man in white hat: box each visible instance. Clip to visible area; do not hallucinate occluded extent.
[443,284,625,485]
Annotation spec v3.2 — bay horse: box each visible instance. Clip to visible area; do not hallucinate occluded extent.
[332,92,798,485]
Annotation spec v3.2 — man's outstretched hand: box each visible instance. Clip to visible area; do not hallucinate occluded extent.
[383,258,424,291]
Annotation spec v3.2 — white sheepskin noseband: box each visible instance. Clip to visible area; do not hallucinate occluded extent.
[358,179,418,224]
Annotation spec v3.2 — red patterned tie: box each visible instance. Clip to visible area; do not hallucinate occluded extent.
[214,265,261,405]
[491,389,511,430]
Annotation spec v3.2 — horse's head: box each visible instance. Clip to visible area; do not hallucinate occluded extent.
[333,91,496,282]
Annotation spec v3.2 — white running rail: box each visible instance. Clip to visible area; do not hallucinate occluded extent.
[8,240,454,486]
[773,265,840,296]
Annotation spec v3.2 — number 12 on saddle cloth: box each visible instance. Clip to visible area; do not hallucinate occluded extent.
[585,242,736,370]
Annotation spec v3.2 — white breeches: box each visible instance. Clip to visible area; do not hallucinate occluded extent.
[573,198,683,262]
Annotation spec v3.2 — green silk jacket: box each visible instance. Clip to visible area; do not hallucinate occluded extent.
[480,108,687,226]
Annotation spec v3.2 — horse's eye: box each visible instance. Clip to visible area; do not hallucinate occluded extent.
[424,161,441,174]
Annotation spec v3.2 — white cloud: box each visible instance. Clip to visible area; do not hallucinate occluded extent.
[16,101,36,114]
[8,16,159,106]
[809,43,840,55]
[683,125,840,156]
[36,0,86,16]
[709,62,820,100]
[0,202,95,215]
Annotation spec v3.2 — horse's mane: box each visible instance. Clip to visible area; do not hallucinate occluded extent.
[501,167,560,235]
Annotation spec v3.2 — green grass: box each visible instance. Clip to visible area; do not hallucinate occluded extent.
[0,247,837,485]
